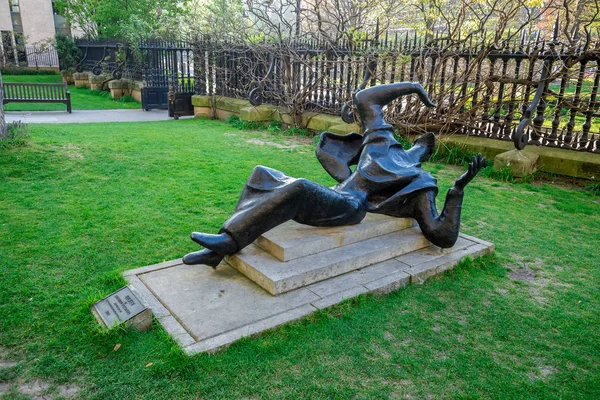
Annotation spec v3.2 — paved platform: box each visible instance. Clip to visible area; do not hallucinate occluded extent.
[124,215,494,355]
[4,109,185,124]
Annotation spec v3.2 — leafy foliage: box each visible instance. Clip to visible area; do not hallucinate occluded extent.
[0,121,30,149]
[54,0,185,40]
[54,34,83,70]
[0,69,59,75]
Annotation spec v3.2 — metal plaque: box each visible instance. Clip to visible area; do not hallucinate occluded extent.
[93,286,147,328]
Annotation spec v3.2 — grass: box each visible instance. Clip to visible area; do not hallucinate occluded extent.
[2,75,140,111]
[0,119,599,399]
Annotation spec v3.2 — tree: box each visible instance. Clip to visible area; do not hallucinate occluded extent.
[183,0,247,39]
[54,0,186,40]
[0,71,5,140]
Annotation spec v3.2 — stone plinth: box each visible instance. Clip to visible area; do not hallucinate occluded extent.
[494,149,540,177]
[131,81,144,103]
[108,79,133,100]
[88,75,107,90]
[257,214,413,262]
[124,215,494,354]
[73,72,89,88]
[229,228,430,295]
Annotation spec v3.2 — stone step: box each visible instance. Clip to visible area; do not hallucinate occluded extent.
[124,232,494,355]
[227,226,431,295]
[256,214,414,262]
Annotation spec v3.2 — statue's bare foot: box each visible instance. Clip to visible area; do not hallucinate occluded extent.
[454,154,486,191]
[190,232,237,255]
[182,249,223,267]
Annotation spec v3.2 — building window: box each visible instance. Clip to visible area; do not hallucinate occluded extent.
[10,0,20,13]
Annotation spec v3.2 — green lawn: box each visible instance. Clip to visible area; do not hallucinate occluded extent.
[2,74,140,111]
[0,119,599,399]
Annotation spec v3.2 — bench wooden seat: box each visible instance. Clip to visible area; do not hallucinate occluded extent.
[2,82,72,113]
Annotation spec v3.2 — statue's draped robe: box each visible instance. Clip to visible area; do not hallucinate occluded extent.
[220,130,438,250]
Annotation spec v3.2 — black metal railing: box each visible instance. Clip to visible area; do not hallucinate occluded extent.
[193,26,600,153]
[1,44,59,68]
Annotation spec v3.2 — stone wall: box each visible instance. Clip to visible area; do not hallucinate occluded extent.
[191,95,361,135]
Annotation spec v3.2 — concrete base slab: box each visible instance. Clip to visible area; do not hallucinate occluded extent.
[124,233,493,355]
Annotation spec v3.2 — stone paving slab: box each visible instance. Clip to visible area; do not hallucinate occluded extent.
[257,214,414,261]
[124,232,494,355]
[5,109,179,124]
[228,227,431,295]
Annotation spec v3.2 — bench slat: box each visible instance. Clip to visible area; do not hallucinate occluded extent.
[3,82,72,113]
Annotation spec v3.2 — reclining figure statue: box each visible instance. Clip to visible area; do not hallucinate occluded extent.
[183,82,485,267]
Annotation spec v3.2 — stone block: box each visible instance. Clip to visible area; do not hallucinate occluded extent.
[88,75,108,90]
[257,214,414,261]
[108,80,133,100]
[306,113,344,132]
[307,259,409,299]
[239,104,277,122]
[327,123,361,135]
[214,96,252,113]
[89,75,105,84]
[228,227,431,295]
[91,285,153,332]
[194,106,214,119]
[191,95,212,107]
[126,308,153,332]
[132,80,145,90]
[215,109,235,121]
[108,79,132,90]
[131,89,142,103]
[271,109,296,126]
[73,72,89,88]
[494,149,540,177]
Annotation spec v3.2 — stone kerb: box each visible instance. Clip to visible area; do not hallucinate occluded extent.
[191,94,360,135]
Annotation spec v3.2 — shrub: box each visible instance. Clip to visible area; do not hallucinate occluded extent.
[55,34,82,70]
[267,120,283,134]
[0,121,30,149]
[0,68,58,75]
[226,114,263,130]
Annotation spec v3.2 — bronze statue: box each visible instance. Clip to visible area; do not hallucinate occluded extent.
[183,82,485,267]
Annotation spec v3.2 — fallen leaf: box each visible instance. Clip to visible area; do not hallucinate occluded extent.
[145,362,153,368]
[113,344,121,352]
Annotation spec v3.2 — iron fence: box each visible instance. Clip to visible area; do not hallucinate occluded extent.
[1,44,59,68]
[193,28,600,153]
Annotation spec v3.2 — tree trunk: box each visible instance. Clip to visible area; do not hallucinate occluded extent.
[0,70,6,139]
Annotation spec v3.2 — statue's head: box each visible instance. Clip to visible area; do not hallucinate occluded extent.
[353,83,436,133]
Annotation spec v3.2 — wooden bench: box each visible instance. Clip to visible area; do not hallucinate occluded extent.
[2,82,72,113]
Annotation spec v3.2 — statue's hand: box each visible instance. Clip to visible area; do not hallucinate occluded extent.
[454,154,486,191]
